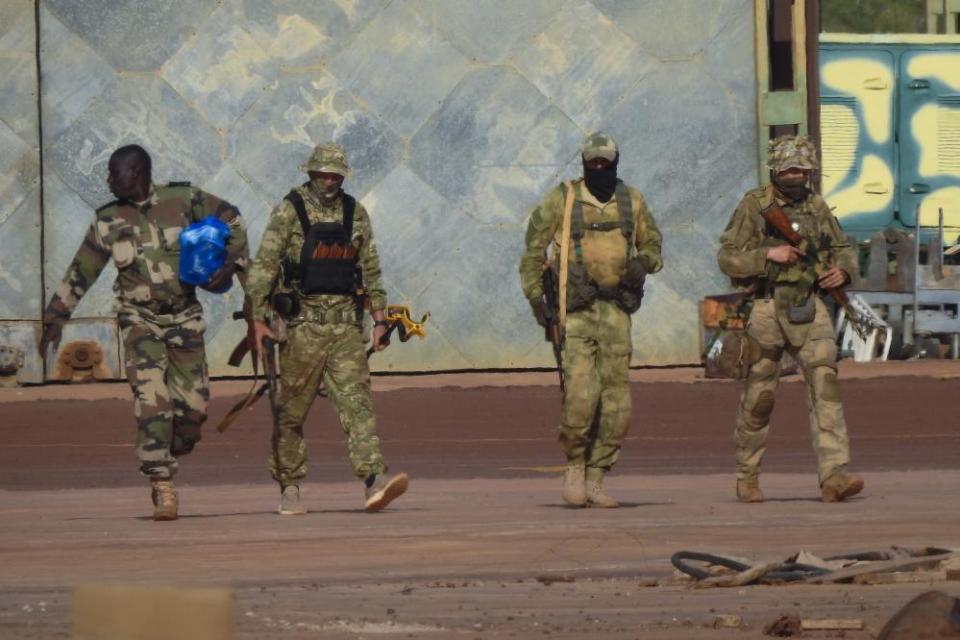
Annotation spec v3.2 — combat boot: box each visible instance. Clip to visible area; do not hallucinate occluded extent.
[364,473,409,512]
[278,484,307,515]
[820,471,864,503]
[736,478,764,503]
[150,479,178,521]
[561,464,587,506]
[585,478,619,508]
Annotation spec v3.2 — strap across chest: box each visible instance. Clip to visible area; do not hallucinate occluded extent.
[569,181,634,263]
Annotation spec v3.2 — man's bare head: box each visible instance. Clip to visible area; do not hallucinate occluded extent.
[107,145,152,201]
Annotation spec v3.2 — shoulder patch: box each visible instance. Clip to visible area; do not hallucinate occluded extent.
[167,181,191,188]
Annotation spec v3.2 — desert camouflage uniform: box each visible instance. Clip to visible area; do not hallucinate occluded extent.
[718,137,859,484]
[245,146,387,487]
[519,161,662,482]
[43,183,249,479]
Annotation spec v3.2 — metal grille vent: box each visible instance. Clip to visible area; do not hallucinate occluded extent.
[821,97,860,180]
[938,96,960,174]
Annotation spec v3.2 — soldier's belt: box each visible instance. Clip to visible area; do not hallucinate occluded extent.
[298,308,359,325]
[138,299,197,316]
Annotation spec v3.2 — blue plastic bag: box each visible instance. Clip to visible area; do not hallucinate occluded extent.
[178,215,232,292]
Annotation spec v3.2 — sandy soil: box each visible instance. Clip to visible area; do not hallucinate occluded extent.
[0,363,958,638]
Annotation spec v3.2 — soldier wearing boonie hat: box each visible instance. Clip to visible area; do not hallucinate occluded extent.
[245,141,408,516]
[300,142,351,177]
[717,134,864,505]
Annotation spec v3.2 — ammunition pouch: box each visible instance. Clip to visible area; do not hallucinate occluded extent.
[564,262,598,312]
[776,287,816,324]
[298,222,357,295]
[614,255,647,314]
[282,188,361,296]
[271,290,301,320]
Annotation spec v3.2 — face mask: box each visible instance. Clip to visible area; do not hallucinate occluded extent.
[311,177,343,201]
[772,174,809,202]
[583,155,619,202]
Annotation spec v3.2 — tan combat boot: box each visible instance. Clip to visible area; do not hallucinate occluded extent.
[278,484,307,515]
[364,473,409,512]
[561,464,587,507]
[150,479,178,521]
[736,478,764,503]
[585,478,619,508]
[820,471,864,503]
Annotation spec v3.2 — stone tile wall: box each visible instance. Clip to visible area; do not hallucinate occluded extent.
[4,0,758,378]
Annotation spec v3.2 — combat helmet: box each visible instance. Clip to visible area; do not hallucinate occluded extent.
[766,135,818,172]
[301,142,350,177]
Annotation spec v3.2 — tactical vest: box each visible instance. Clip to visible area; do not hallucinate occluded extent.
[561,181,645,314]
[571,181,634,263]
[283,189,360,296]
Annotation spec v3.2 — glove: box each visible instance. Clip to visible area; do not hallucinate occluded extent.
[529,298,555,328]
[38,322,64,355]
[621,256,648,289]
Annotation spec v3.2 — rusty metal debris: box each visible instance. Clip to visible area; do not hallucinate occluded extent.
[672,547,959,588]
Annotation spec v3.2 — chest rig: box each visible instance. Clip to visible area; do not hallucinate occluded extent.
[569,181,634,286]
[282,189,360,296]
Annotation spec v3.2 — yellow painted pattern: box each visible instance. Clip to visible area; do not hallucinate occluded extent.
[821,58,893,143]
[918,186,960,226]
[911,102,960,177]
[906,52,960,90]
[824,154,894,218]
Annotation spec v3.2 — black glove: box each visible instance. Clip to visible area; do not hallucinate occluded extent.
[529,298,555,328]
[621,256,648,289]
[38,322,63,355]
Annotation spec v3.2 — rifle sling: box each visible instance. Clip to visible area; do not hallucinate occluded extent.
[558,181,574,332]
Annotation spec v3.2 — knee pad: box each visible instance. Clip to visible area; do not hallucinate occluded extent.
[750,390,776,422]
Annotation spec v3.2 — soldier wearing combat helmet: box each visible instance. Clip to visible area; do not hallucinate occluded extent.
[245,142,409,515]
[717,134,864,503]
[519,132,662,508]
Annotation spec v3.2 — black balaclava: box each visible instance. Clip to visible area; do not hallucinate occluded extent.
[771,172,810,203]
[583,154,619,203]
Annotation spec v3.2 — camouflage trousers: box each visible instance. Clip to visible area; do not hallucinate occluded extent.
[269,321,386,487]
[735,297,851,483]
[119,311,209,480]
[560,300,633,481]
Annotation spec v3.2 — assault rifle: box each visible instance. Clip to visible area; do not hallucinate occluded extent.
[215,305,429,430]
[541,266,565,392]
[759,199,868,338]
[216,310,279,434]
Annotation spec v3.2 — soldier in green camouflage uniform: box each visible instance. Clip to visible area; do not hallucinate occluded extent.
[39,145,249,520]
[519,133,662,508]
[717,135,864,503]
[246,142,408,515]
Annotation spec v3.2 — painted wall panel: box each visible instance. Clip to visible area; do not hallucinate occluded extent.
[819,43,960,243]
[31,0,758,375]
[899,49,960,231]
[0,0,41,382]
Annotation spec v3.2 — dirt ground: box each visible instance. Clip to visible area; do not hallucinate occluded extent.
[1,362,958,638]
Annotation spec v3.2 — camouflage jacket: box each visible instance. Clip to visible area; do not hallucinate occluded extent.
[43,183,249,325]
[519,179,663,301]
[245,183,386,322]
[717,186,857,295]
